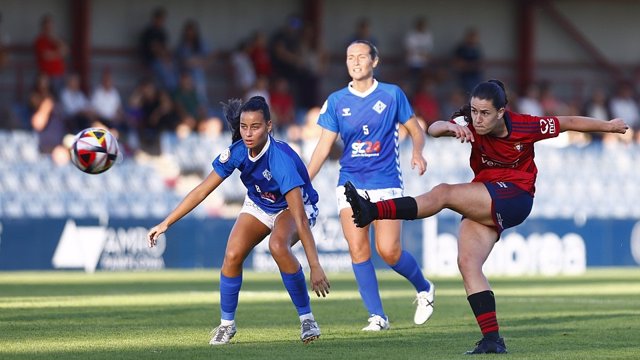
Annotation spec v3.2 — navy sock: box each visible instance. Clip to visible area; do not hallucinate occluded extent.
[352,259,385,318]
[220,273,242,321]
[281,266,311,316]
[391,250,430,292]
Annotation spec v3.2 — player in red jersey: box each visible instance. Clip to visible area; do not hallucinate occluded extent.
[344,79,629,354]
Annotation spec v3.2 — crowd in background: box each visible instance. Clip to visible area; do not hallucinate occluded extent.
[1,7,640,170]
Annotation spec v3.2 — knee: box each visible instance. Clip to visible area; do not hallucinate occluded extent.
[431,183,452,203]
[269,236,291,259]
[457,252,480,276]
[223,249,245,269]
[377,245,401,265]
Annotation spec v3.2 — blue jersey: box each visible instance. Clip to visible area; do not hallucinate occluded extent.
[212,135,319,214]
[317,80,414,189]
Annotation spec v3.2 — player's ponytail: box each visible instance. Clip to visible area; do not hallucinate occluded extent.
[451,103,471,123]
[221,98,243,143]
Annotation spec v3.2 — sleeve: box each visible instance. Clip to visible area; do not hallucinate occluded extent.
[271,150,305,195]
[395,86,415,124]
[212,143,240,178]
[528,114,560,142]
[317,96,339,132]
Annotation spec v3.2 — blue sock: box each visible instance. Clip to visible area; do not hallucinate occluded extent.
[220,273,243,321]
[391,250,430,292]
[281,266,311,316]
[352,259,385,318]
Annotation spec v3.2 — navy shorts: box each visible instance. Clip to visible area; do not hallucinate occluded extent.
[483,181,533,234]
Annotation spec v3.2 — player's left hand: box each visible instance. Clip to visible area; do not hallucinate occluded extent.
[609,118,629,133]
[309,265,330,297]
[411,153,427,176]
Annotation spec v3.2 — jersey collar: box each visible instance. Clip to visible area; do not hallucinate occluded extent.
[347,79,379,98]
[248,135,271,162]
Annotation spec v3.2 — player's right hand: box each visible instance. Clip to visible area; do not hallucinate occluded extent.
[449,123,475,143]
[609,118,629,134]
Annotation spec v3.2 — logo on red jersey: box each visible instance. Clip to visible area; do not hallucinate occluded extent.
[539,118,557,135]
[514,143,524,152]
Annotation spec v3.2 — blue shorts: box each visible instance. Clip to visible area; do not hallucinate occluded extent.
[483,181,533,235]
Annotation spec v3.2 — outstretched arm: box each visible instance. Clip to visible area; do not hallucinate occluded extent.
[558,116,629,134]
[306,128,338,180]
[404,116,427,176]
[284,188,330,297]
[427,119,475,142]
[147,170,224,246]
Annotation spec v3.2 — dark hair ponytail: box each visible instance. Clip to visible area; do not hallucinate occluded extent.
[221,98,243,143]
[240,96,271,121]
[451,103,471,123]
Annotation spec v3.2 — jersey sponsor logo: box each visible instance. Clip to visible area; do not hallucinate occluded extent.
[514,143,524,152]
[372,100,387,114]
[539,118,557,135]
[342,108,352,116]
[262,169,272,181]
[260,192,277,203]
[351,140,381,157]
[219,148,231,163]
[481,154,519,168]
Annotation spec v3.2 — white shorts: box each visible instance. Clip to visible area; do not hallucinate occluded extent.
[240,195,319,230]
[335,186,404,211]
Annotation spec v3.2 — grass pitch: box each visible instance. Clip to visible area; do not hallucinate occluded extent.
[1,269,639,359]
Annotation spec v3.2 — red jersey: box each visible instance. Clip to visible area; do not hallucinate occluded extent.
[34,35,65,76]
[453,110,560,195]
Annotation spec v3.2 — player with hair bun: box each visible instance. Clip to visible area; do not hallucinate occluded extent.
[344,79,629,354]
[148,96,330,345]
[307,40,435,331]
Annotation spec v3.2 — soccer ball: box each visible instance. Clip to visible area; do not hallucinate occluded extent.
[70,128,119,174]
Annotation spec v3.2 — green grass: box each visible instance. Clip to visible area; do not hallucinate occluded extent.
[1,269,639,359]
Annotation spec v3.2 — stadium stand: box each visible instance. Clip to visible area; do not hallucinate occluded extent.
[1,129,638,220]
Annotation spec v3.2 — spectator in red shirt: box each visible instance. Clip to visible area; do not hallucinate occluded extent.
[269,77,296,129]
[33,14,67,96]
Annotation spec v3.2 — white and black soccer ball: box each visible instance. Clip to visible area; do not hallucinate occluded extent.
[70,128,119,174]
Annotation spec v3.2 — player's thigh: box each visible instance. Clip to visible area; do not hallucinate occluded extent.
[438,182,494,226]
[271,209,298,247]
[339,207,372,259]
[226,213,271,261]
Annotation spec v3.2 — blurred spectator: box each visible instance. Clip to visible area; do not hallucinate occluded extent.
[128,78,176,155]
[172,71,207,138]
[139,7,168,68]
[518,83,544,116]
[269,15,304,93]
[249,30,272,79]
[230,38,257,96]
[244,75,270,104]
[197,115,224,140]
[539,81,568,116]
[404,17,434,91]
[33,14,68,96]
[347,17,377,46]
[29,73,66,154]
[440,87,467,119]
[60,72,99,134]
[607,81,639,145]
[0,12,9,71]
[91,68,126,132]
[452,28,483,94]
[139,7,177,92]
[270,77,296,129]
[583,87,611,120]
[175,19,212,106]
[412,76,440,126]
[297,23,327,108]
[609,81,639,131]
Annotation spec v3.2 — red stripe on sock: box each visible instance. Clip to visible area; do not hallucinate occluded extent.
[476,311,499,335]
[376,202,386,219]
